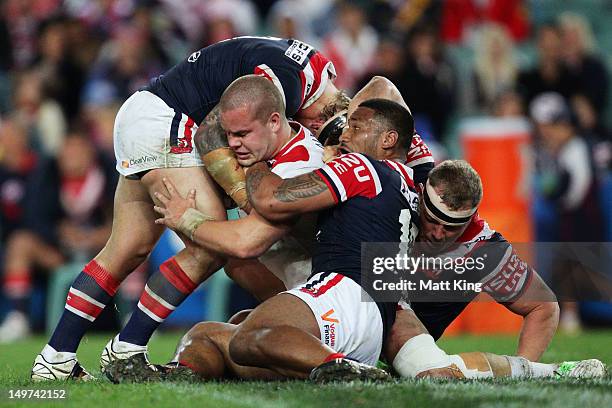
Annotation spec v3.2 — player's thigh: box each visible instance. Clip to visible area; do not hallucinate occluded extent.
[97,176,164,272]
[237,293,320,340]
[225,258,287,301]
[142,166,227,221]
[108,176,162,240]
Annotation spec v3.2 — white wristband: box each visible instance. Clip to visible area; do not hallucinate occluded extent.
[176,208,215,241]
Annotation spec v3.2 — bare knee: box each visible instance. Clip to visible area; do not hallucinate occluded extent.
[228,309,252,325]
[384,309,429,362]
[99,231,158,274]
[175,322,231,378]
[185,244,226,269]
[229,325,268,366]
[186,321,228,341]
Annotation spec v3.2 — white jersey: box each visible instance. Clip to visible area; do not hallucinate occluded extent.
[257,122,325,289]
[269,122,325,177]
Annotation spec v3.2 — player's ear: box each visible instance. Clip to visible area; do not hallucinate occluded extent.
[268,112,282,131]
[382,130,399,149]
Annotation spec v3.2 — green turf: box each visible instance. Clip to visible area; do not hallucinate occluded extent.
[1,331,611,407]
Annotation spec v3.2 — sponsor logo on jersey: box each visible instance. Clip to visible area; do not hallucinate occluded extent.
[187,51,201,62]
[170,116,195,154]
[483,250,529,300]
[127,155,157,167]
[323,323,336,348]
[285,39,313,67]
[321,309,339,323]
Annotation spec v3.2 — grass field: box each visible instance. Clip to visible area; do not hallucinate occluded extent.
[1,331,611,407]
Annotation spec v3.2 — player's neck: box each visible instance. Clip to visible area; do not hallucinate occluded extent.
[380,148,405,163]
[270,121,296,158]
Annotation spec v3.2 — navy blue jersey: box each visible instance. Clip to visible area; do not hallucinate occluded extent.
[145,37,336,124]
[312,153,420,339]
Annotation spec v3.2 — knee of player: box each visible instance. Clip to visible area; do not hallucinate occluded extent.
[110,231,158,261]
[229,326,269,365]
[177,322,227,357]
[227,309,253,325]
[188,321,225,340]
[392,333,452,378]
[134,242,158,260]
[544,301,561,322]
[183,245,227,268]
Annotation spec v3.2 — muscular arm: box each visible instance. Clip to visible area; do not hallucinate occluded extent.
[190,210,293,259]
[195,105,228,155]
[504,272,560,361]
[153,177,289,259]
[246,162,335,222]
[348,76,410,118]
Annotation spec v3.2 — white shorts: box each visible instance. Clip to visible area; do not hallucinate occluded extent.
[285,272,383,366]
[113,91,204,177]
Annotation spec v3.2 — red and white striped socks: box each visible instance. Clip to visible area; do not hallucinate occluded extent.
[118,257,197,346]
[48,260,119,354]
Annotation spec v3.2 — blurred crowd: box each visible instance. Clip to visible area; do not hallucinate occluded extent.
[0,0,611,341]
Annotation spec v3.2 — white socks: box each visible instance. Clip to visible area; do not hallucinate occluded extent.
[41,344,76,363]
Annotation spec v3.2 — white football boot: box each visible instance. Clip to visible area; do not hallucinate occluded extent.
[31,347,94,381]
[555,359,607,379]
[100,334,151,373]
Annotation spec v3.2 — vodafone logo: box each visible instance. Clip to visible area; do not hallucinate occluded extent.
[188,51,201,62]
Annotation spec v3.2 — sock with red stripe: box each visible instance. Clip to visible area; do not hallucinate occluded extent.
[48,260,119,353]
[119,257,197,346]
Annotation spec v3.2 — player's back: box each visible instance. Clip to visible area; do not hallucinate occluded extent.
[312,153,419,282]
[145,37,333,124]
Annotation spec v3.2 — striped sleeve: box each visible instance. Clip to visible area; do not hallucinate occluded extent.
[314,153,382,203]
[405,134,435,167]
[477,243,534,303]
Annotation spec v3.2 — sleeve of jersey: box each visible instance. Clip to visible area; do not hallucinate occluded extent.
[476,239,534,303]
[272,160,323,179]
[314,153,383,204]
[405,134,435,168]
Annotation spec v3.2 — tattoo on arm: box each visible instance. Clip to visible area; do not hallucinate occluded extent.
[273,172,328,203]
[246,165,268,202]
[195,105,228,154]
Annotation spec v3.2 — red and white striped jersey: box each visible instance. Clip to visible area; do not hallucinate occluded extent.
[268,122,325,179]
[406,133,434,168]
